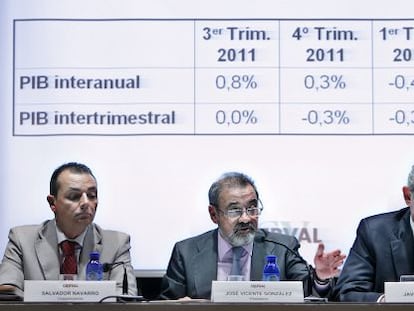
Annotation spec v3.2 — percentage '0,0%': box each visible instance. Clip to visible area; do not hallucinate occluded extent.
[216,110,258,126]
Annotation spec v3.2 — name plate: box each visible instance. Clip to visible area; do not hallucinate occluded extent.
[385,282,414,303]
[24,280,116,302]
[211,281,304,303]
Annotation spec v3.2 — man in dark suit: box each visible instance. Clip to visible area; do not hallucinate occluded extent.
[334,165,414,302]
[160,172,345,300]
[0,162,137,297]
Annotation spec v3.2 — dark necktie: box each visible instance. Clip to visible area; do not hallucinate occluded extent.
[230,246,243,276]
[60,240,77,274]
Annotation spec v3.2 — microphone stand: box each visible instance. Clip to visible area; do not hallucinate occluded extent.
[101,261,144,302]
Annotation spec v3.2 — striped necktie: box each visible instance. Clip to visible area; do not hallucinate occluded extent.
[60,240,78,274]
[230,246,243,276]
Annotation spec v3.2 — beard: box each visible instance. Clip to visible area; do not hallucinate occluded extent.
[221,223,257,247]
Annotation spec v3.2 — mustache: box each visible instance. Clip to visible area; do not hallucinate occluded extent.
[234,223,256,232]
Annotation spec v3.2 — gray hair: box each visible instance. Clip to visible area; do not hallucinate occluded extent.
[408,165,414,193]
[208,172,259,207]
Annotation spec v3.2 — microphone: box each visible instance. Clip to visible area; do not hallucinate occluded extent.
[102,261,123,272]
[99,294,146,303]
[100,261,146,303]
[102,261,128,295]
[256,229,314,296]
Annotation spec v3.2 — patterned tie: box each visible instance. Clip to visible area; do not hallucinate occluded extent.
[230,246,243,276]
[60,240,77,274]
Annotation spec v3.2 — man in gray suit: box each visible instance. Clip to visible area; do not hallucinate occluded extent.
[160,172,345,300]
[0,162,137,297]
[334,164,414,302]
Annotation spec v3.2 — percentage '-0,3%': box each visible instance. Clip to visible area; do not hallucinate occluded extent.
[215,109,258,126]
[215,74,258,91]
[302,110,350,126]
[388,109,414,126]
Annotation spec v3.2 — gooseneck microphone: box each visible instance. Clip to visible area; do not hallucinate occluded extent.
[102,261,128,295]
[100,261,146,303]
[102,261,123,272]
[256,229,314,296]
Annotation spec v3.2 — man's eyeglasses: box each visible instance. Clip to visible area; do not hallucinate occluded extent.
[216,201,263,218]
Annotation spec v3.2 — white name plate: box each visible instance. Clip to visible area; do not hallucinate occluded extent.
[385,282,414,302]
[24,280,116,302]
[211,281,304,303]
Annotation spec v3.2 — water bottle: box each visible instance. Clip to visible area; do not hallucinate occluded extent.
[262,255,280,281]
[86,251,103,281]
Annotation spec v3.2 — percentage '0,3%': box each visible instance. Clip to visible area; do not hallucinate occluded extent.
[304,74,347,91]
[302,110,350,125]
[216,110,258,126]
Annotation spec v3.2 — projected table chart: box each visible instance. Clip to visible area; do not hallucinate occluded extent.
[13,19,414,135]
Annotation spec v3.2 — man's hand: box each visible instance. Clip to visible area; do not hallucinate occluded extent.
[313,243,346,280]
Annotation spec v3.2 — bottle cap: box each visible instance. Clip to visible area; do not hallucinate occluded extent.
[89,251,100,260]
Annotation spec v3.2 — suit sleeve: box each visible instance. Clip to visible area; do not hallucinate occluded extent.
[270,234,334,298]
[0,228,25,293]
[103,232,138,296]
[278,236,315,297]
[159,242,187,299]
[333,219,382,302]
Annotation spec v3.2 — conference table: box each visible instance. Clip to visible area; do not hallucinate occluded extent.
[0,302,414,311]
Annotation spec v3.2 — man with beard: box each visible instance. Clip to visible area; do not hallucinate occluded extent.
[160,172,345,300]
[0,162,137,297]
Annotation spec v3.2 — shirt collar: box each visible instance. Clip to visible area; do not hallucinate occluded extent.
[55,219,88,247]
[217,229,253,261]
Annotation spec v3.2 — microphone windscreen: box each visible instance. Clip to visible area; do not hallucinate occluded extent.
[102,263,111,272]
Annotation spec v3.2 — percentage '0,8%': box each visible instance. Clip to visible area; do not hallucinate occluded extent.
[215,110,258,126]
[215,74,258,91]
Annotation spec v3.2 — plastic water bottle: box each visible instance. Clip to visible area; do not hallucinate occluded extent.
[262,255,280,281]
[86,251,103,281]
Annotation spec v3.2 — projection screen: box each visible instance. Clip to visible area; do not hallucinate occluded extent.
[1,0,414,274]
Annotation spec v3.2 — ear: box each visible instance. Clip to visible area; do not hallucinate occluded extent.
[47,195,56,212]
[403,186,411,206]
[209,205,219,224]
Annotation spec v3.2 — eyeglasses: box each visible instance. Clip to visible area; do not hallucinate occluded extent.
[216,201,263,218]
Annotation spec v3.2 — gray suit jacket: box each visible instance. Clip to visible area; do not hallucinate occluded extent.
[160,229,315,299]
[333,207,414,302]
[0,220,137,296]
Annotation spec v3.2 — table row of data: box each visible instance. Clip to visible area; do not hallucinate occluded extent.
[14,103,414,135]
[15,68,414,103]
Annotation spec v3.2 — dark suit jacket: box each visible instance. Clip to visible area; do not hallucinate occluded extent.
[160,229,315,299]
[334,207,414,302]
[0,220,137,296]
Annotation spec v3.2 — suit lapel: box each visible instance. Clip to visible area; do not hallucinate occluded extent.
[79,224,102,279]
[35,221,60,279]
[251,236,269,280]
[193,230,218,296]
[391,210,414,278]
